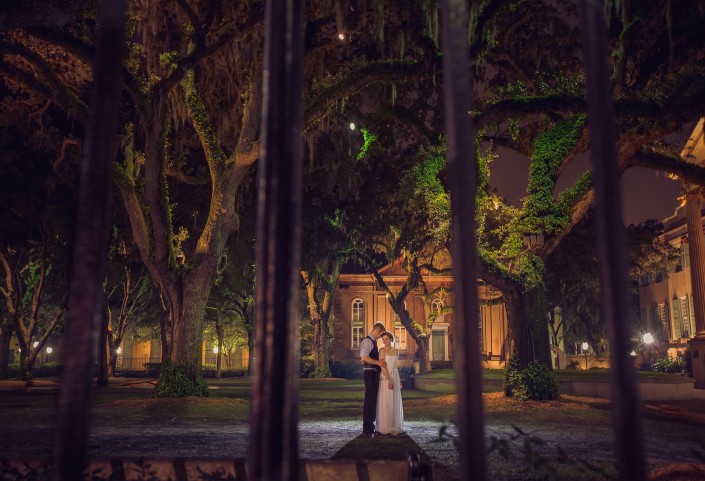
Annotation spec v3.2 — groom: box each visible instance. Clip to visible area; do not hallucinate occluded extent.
[360,321,387,435]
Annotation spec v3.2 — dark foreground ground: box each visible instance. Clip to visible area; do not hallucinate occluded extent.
[1,377,704,480]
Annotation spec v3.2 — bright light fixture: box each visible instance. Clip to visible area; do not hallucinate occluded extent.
[116,346,122,354]
[213,346,219,354]
[46,347,53,354]
[33,341,39,348]
[630,350,637,357]
[338,33,345,40]
[642,333,654,344]
[349,122,356,130]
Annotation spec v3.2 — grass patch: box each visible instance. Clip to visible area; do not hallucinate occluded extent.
[413,368,505,380]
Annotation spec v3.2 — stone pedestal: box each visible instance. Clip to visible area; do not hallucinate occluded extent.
[688,338,705,389]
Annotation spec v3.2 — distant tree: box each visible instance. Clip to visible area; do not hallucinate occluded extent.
[545,213,670,353]
[0,97,75,379]
[101,236,154,382]
[0,222,69,380]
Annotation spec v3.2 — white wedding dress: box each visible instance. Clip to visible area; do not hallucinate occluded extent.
[376,352,404,434]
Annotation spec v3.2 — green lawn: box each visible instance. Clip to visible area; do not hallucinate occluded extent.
[414,367,686,381]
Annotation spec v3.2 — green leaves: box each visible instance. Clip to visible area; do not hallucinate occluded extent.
[155,360,209,398]
[520,114,586,236]
[503,360,559,401]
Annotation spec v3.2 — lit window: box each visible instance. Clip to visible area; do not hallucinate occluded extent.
[351,299,365,349]
[431,298,443,316]
[393,302,408,350]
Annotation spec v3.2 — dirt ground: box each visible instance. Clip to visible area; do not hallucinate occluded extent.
[1,379,704,480]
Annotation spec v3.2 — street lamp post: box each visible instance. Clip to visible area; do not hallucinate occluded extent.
[581,341,589,370]
[642,333,654,371]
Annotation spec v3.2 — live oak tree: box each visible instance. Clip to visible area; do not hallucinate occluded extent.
[3,0,705,384]
[1,0,451,393]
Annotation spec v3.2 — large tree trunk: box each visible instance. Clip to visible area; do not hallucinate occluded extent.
[503,287,532,368]
[168,268,217,382]
[521,285,553,368]
[158,307,172,362]
[312,314,331,376]
[0,324,12,377]
[302,271,334,377]
[416,335,431,373]
[22,351,38,381]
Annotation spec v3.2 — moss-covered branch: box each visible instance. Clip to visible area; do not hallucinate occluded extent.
[182,69,228,172]
[519,115,586,236]
[635,148,705,186]
[304,60,426,133]
[0,41,88,122]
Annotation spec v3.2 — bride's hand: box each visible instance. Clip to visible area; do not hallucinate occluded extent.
[387,381,393,390]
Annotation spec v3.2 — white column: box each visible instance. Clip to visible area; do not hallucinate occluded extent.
[685,192,705,338]
[685,191,705,389]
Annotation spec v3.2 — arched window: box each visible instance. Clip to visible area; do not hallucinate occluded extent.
[351,299,365,349]
[431,298,443,320]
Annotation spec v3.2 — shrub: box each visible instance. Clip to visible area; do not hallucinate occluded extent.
[399,366,415,389]
[300,356,315,378]
[311,365,332,378]
[503,359,523,397]
[652,356,684,374]
[155,361,209,398]
[34,362,63,378]
[565,359,581,370]
[201,364,248,378]
[521,361,559,400]
[330,360,363,379]
[1,363,21,379]
[430,360,453,370]
[144,362,162,377]
[504,360,559,401]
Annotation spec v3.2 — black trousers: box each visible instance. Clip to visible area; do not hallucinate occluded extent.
[363,369,380,432]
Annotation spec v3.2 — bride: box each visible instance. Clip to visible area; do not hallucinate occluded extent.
[376,331,404,435]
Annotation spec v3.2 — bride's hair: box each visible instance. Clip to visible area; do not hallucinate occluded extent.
[381,331,394,342]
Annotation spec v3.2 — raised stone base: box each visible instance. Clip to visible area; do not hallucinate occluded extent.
[688,337,705,389]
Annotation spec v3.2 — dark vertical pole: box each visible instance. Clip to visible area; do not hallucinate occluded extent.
[580,1,646,480]
[248,0,304,480]
[51,1,126,481]
[440,1,486,480]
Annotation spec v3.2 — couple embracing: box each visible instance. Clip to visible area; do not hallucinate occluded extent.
[360,322,405,436]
